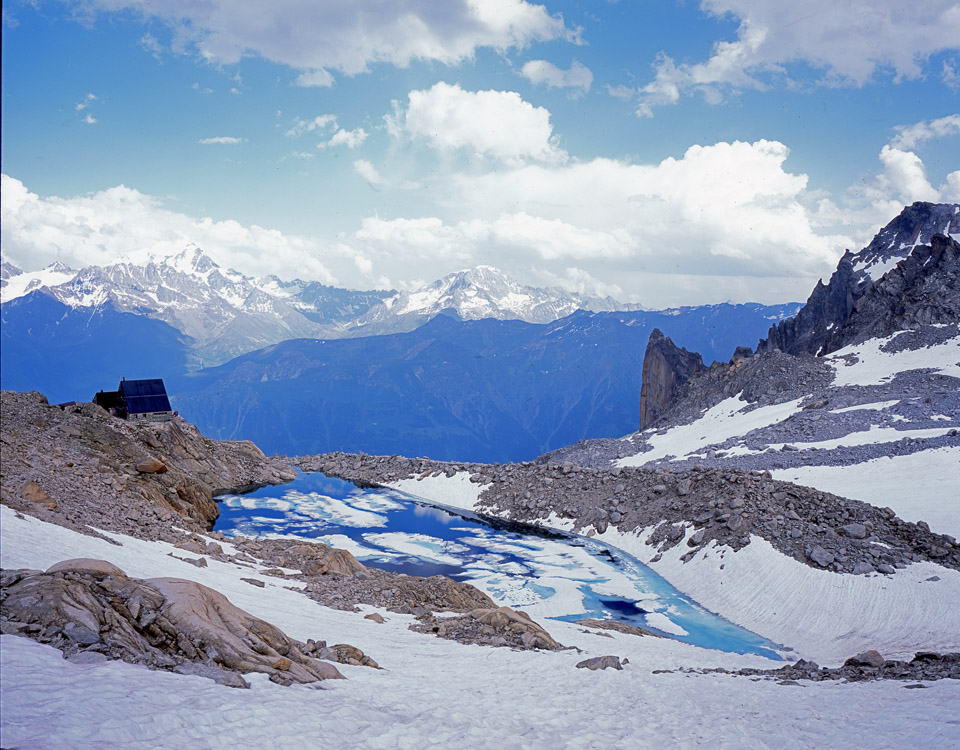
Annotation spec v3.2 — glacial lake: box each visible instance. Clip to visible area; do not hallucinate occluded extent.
[215,472,786,660]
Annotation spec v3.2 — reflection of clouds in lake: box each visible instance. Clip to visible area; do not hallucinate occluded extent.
[462,570,558,609]
[222,496,294,513]
[279,491,388,528]
[412,504,458,524]
[313,534,382,559]
[349,491,406,514]
[364,532,470,567]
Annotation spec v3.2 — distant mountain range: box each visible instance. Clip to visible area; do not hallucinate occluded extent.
[1,251,647,367]
[1,246,389,367]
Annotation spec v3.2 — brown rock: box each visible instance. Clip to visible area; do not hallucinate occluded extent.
[576,618,663,638]
[302,546,368,577]
[21,481,57,509]
[46,558,126,577]
[136,457,167,474]
[1,562,349,687]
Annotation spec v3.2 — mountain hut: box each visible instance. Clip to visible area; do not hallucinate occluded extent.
[93,378,174,422]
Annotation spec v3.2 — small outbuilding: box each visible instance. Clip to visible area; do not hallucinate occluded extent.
[93,378,174,422]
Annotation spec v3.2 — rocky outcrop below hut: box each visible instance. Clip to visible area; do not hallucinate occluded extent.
[0,390,297,541]
[0,389,562,657]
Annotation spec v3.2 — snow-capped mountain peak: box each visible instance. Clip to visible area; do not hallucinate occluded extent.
[849,202,958,282]
[370,265,642,329]
[0,260,78,304]
[0,245,391,366]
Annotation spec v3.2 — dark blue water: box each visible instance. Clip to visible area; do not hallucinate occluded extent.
[215,472,786,660]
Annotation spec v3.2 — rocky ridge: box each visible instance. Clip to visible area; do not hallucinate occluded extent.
[819,233,960,353]
[293,452,959,576]
[761,202,959,356]
[638,328,706,430]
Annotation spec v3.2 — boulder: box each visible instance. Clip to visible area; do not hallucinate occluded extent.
[839,523,868,539]
[576,655,624,671]
[808,546,834,567]
[20,481,57,509]
[0,563,349,687]
[136,457,167,474]
[844,650,885,668]
[46,558,126,577]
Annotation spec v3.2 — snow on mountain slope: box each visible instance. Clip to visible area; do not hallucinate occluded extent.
[828,332,960,385]
[349,265,645,336]
[0,245,390,367]
[0,261,77,303]
[773,447,960,538]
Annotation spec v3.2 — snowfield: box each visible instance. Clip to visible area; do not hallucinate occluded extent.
[827,335,960,386]
[773,447,960,538]
[3,505,959,749]
[615,396,806,467]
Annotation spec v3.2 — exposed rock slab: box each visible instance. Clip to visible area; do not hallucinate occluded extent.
[0,559,350,687]
[638,329,706,430]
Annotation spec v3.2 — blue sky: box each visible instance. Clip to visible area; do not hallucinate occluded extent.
[2,0,958,307]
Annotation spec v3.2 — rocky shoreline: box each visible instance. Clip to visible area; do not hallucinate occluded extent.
[292,452,960,576]
[693,649,960,685]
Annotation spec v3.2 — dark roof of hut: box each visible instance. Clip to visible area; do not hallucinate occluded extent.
[118,378,172,414]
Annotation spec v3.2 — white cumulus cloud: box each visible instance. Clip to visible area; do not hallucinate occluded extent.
[392,81,567,164]
[521,59,593,95]
[635,0,960,115]
[0,174,337,284]
[198,136,243,145]
[322,128,368,149]
[333,138,860,306]
[285,115,338,138]
[353,160,387,186]
[890,114,960,150]
[77,0,577,83]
